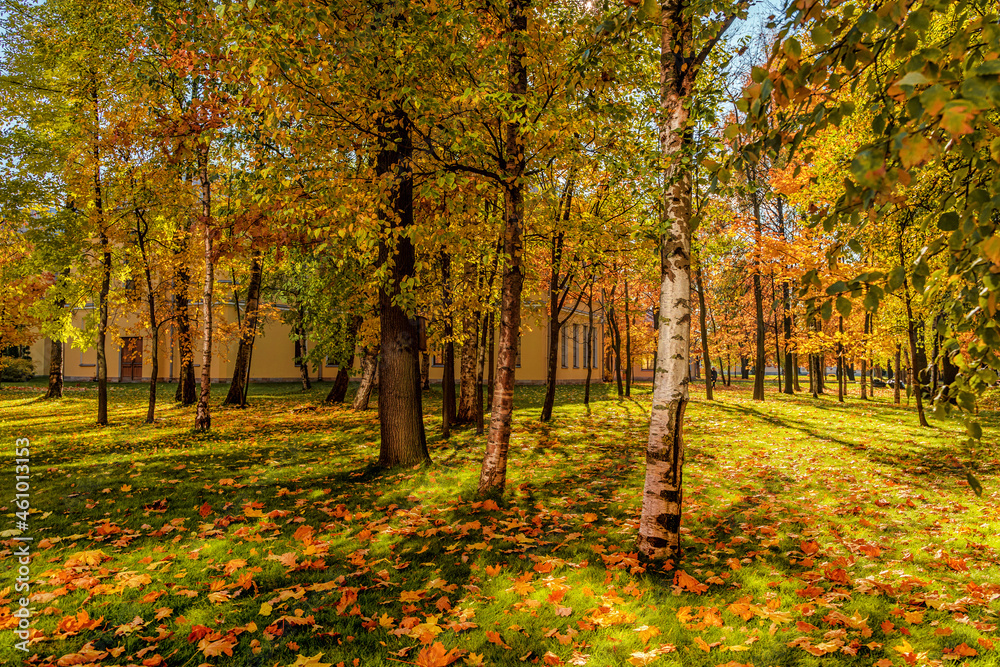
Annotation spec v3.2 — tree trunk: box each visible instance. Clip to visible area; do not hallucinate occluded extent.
[896,346,904,404]
[860,311,870,399]
[624,277,633,397]
[486,310,496,403]
[750,189,765,402]
[441,253,456,438]
[477,0,528,494]
[173,253,196,405]
[46,339,64,399]
[476,311,489,435]
[541,230,565,422]
[297,323,311,391]
[376,103,429,467]
[904,283,929,427]
[638,0,724,561]
[351,346,379,411]
[740,355,750,380]
[455,311,479,423]
[782,283,794,394]
[45,270,68,400]
[609,304,624,397]
[837,316,844,403]
[144,269,158,424]
[96,240,110,424]
[224,250,263,406]
[421,351,430,390]
[694,255,712,401]
[584,279,594,406]
[194,146,214,432]
[326,315,361,404]
[792,352,800,392]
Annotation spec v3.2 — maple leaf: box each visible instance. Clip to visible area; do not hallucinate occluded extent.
[485,630,511,649]
[287,653,332,667]
[198,502,213,517]
[415,642,465,667]
[627,651,659,666]
[542,651,564,666]
[675,571,709,594]
[198,634,237,657]
[634,625,660,644]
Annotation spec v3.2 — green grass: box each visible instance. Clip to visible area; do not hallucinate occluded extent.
[1,377,998,666]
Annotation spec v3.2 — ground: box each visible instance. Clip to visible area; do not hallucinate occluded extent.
[0,378,998,667]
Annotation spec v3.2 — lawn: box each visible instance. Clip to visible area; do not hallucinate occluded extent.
[1,378,998,667]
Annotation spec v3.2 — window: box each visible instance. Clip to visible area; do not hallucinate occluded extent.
[325,357,338,368]
[642,355,655,371]
[581,327,589,369]
[572,324,579,368]
[561,326,568,368]
[515,338,521,368]
[432,348,444,367]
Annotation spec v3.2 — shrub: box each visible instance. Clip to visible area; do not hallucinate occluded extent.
[1,358,35,382]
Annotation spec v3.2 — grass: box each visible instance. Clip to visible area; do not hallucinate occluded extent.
[0,376,998,666]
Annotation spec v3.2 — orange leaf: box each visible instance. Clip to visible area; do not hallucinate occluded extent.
[675,571,708,594]
[485,631,510,649]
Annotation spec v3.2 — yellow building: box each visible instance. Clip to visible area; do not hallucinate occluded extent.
[27,298,605,386]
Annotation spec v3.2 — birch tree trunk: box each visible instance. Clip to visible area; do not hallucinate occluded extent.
[352,346,379,411]
[478,0,528,494]
[194,145,214,432]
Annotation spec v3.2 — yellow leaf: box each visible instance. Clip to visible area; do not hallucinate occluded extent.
[259,603,272,616]
[288,653,332,667]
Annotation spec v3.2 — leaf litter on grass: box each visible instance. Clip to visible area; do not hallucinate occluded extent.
[0,380,997,666]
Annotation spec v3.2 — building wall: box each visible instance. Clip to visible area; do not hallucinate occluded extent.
[43,300,606,386]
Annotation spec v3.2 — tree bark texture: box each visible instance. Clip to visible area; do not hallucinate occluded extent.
[478,0,528,495]
[377,104,429,467]
[194,146,214,432]
[224,250,263,406]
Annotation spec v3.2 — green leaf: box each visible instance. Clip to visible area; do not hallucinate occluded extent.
[836,296,852,319]
[887,266,906,291]
[820,299,833,321]
[967,421,982,440]
[897,71,929,86]
[938,211,959,231]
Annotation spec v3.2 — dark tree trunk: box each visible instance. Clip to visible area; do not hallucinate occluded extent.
[455,310,479,424]
[748,186,765,401]
[478,0,528,494]
[694,256,712,401]
[608,304,623,397]
[326,315,361,405]
[740,355,750,380]
[584,279,594,406]
[476,312,489,435]
[792,352,801,392]
[487,310,496,403]
[224,250,263,406]
[441,253,456,438]
[297,323,311,391]
[376,104,429,467]
[173,244,196,405]
[782,283,794,394]
[837,316,845,403]
[541,230,565,422]
[420,351,430,390]
[860,311,870,400]
[45,339,63,399]
[624,277,633,397]
[904,286,929,426]
[352,346,378,411]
